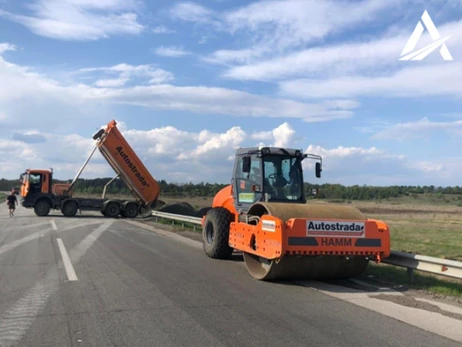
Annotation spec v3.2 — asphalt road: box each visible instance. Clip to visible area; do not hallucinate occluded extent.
[0,205,461,347]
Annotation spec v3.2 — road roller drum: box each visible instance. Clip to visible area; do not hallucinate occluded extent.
[235,202,378,281]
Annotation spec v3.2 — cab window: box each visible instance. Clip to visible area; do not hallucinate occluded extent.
[235,155,261,204]
[263,155,303,201]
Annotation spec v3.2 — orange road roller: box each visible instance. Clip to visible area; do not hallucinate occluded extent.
[201,146,391,281]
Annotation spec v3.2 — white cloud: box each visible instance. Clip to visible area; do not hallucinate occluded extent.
[184,0,407,67]
[169,2,219,26]
[279,61,462,99]
[251,122,297,148]
[174,1,462,104]
[0,45,357,127]
[371,117,462,141]
[0,130,108,178]
[0,121,454,186]
[77,84,356,121]
[94,78,130,87]
[202,48,265,65]
[222,0,401,52]
[152,24,175,34]
[154,46,191,57]
[78,63,175,86]
[0,0,145,41]
[218,13,462,81]
[0,43,17,54]
[301,144,420,185]
[222,34,406,81]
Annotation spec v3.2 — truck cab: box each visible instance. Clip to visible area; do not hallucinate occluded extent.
[20,169,52,201]
[19,168,72,215]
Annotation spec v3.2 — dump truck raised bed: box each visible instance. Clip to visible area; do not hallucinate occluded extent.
[19,120,160,218]
[201,146,391,281]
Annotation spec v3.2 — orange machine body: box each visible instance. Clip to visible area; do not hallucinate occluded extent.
[202,143,390,261]
[203,173,390,263]
[97,120,160,207]
[229,215,390,262]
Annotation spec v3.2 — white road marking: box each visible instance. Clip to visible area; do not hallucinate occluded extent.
[1,221,52,231]
[57,238,78,281]
[298,280,462,343]
[124,220,202,250]
[50,219,57,231]
[415,298,462,316]
[0,232,51,257]
[0,220,114,347]
[0,221,102,257]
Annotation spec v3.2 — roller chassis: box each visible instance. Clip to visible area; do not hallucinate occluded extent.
[201,146,391,281]
[202,203,389,281]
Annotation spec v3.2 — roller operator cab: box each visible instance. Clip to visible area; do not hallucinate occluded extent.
[201,146,391,281]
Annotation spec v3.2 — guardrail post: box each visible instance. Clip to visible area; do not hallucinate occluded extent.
[407,268,415,284]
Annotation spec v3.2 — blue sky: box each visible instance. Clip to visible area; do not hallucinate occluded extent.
[0,0,461,186]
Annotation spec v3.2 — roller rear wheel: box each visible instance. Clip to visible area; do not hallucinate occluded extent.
[202,207,234,259]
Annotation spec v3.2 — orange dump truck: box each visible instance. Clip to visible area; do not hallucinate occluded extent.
[19,120,159,218]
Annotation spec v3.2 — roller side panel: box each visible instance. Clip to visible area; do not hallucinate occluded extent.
[229,215,284,260]
[233,202,391,281]
[284,218,390,259]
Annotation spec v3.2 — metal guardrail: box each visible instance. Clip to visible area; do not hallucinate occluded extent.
[151,211,202,230]
[383,251,462,281]
[150,210,462,281]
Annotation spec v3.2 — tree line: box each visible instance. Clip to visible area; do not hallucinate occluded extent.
[1,177,461,201]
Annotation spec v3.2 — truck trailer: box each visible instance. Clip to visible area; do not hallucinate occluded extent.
[19,120,160,218]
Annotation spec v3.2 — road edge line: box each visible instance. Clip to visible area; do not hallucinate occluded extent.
[57,238,78,281]
[123,220,202,250]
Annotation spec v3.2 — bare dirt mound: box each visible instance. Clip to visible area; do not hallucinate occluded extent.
[158,202,200,217]
[197,207,212,217]
[152,199,166,210]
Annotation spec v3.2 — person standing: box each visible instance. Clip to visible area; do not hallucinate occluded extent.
[7,190,18,217]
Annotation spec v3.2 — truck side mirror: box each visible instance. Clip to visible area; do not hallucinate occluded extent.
[243,156,251,173]
[315,162,322,178]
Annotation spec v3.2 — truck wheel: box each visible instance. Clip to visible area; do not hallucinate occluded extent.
[104,201,121,218]
[202,207,234,259]
[62,200,78,217]
[34,200,50,217]
[123,202,139,218]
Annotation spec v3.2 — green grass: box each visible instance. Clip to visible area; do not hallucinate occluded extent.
[365,262,462,297]
[0,193,5,202]
[366,213,462,261]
